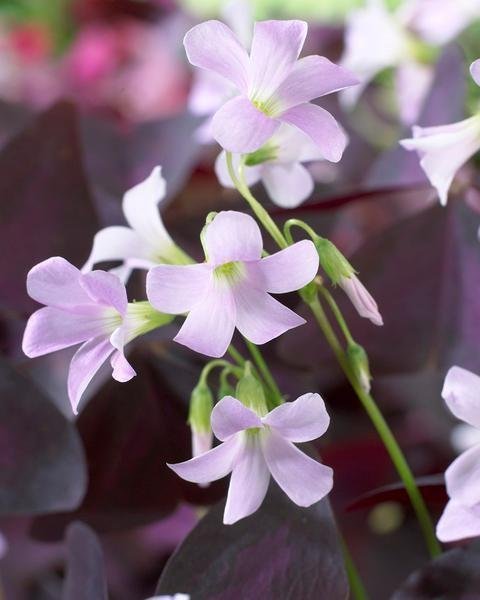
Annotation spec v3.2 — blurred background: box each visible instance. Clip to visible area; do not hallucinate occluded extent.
[2,1,480,598]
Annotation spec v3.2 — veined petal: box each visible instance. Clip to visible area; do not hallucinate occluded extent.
[436,499,480,543]
[184,20,250,93]
[146,263,212,314]
[212,96,279,154]
[275,56,358,112]
[174,280,236,358]
[168,435,239,485]
[445,444,480,507]
[224,434,270,524]
[250,240,319,293]
[262,431,333,507]
[82,226,148,273]
[204,211,263,264]
[80,270,127,316]
[22,306,112,357]
[26,257,91,309]
[67,336,114,414]
[471,59,480,87]
[262,393,330,442]
[214,150,262,190]
[234,284,305,345]
[262,162,314,208]
[281,103,348,163]
[442,366,480,429]
[122,166,174,256]
[211,395,262,441]
[249,20,307,102]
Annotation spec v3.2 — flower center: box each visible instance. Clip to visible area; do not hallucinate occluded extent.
[213,261,245,284]
[251,97,280,118]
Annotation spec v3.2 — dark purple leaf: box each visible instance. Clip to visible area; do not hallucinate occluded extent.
[392,543,480,599]
[62,522,107,600]
[0,358,87,515]
[156,479,349,600]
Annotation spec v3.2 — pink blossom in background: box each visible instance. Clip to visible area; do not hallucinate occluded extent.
[184,19,357,157]
[436,366,480,542]
[169,393,333,524]
[147,211,319,358]
[400,59,480,205]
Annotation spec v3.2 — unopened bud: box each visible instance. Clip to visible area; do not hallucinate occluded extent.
[200,212,218,259]
[347,342,372,393]
[236,363,267,416]
[339,274,383,326]
[314,237,355,285]
[188,381,213,457]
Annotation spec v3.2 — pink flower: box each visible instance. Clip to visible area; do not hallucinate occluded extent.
[168,393,333,524]
[339,274,383,326]
[400,60,480,205]
[83,167,190,282]
[437,366,480,542]
[22,257,171,413]
[184,19,357,157]
[215,124,325,208]
[146,211,319,358]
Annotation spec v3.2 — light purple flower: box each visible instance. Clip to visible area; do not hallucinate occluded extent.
[83,167,190,282]
[400,60,480,205]
[22,257,171,413]
[184,19,357,157]
[339,274,383,326]
[147,211,319,358]
[215,124,325,207]
[168,392,333,524]
[437,366,480,542]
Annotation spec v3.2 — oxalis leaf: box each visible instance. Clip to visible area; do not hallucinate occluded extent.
[155,479,349,600]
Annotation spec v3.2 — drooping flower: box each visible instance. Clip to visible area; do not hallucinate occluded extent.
[184,19,357,157]
[215,124,325,208]
[400,60,480,205]
[168,392,333,524]
[437,366,480,542]
[339,275,383,326]
[147,211,319,358]
[22,257,172,413]
[83,167,191,282]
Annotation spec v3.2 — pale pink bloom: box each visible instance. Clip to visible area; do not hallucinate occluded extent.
[22,257,165,413]
[215,124,325,207]
[339,274,383,326]
[400,60,480,205]
[437,366,480,542]
[169,393,333,524]
[184,19,357,157]
[147,211,319,358]
[83,167,189,282]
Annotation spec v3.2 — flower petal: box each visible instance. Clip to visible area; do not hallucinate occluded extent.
[471,59,480,87]
[275,56,358,111]
[339,275,383,326]
[281,103,347,163]
[82,226,148,273]
[167,435,239,485]
[80,270,127,315]
[262,393,330,442]
[204,211,263,265]
[250,240,319,293]
[224,434,270,524]
[445,444,480,507]
[249,20,307,101]
[109,327,136,382]
[214,150,262,189]
[436,499,480,543]
[273,123,325,163]
[122,166,174,256]
[67,336,114,414]
[212,96,280,153]
[22,306,109,357]
[184,20,250,93]
[211,395,262,441]
[27,257,91,309]
[262,431,333,507]
[146,264,212,314]
[234,284,305,345]
[174,280,236,358]
[442,366,480,429]
[262,162,314,208]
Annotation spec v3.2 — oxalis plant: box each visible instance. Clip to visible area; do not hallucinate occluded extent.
[18,14,480,600]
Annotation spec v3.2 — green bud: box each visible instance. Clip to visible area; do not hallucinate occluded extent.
[244,142,278,166]
[200,212,217,259]
[188,381,213,434]
[314,237,355,285]
[346,342,371,393]
[298,279,318,304]
[235,363,267,415]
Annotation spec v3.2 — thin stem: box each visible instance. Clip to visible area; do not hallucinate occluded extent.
[244,339,283,407]
[341,539,369,600]
[228,344,246,367]
[308,296,441,558]
[283,218,318,244]
[317,285,355,346]
[200,359,241,384]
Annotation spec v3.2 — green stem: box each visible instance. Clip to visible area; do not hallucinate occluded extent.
[317,285,355,346]
[244,339,283,407]
[228,344,246,367]
[308,296,441,558]
[341,539,369,600]
[200,359,241,384]
[283,218,318,244]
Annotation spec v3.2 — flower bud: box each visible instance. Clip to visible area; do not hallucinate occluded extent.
[235,363,267,416]
[314,237,355,285]
[188,381,213,458]
[346,342,372,393]
[339,274,383,326]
